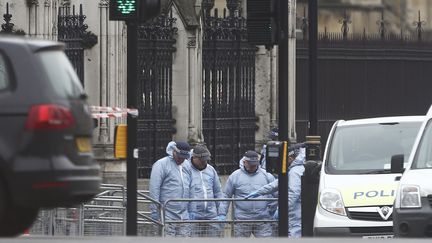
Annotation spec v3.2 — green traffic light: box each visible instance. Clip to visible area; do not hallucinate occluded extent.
[117,0,136,14]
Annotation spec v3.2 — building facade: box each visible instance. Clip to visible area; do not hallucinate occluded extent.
[0,0,281,182]
[2,0,431,183]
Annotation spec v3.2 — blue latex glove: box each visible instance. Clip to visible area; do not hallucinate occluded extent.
[272,209,278,220]
[216,215,226,221]
[245,191,260,199]
[189,213,197,220]
[151,211,159,220]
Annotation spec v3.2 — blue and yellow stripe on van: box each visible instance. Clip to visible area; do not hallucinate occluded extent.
[340,183,399,207]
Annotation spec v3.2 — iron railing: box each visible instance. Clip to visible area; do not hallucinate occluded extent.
[136,12,178,178]
[202,0,257,175]
[295,10,432,145]
[57,4,97,86]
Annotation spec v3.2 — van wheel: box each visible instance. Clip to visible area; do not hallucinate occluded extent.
[0,181,39,237]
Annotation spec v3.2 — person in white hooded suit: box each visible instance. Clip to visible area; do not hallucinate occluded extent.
[149,141,191,237]
[246,145,306,238]
[220,150,277,237]
[183,144,225,237]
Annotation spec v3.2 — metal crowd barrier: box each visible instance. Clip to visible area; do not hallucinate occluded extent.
[29,184,161,236]
[163,198,278,237]
[29,184,278,237]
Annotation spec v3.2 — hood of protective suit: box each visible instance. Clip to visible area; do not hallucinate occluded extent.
[166,141,176,158]
[149,141,189,220]
[290,147,306,169]
[166,141,191,160]
[220,167,277,221]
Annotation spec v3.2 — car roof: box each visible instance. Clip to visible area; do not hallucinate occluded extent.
[336,116,425,127]
[0,35,64,52]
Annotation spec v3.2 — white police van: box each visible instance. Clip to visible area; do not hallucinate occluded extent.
[393,106,432,237]
[313,116,424,238]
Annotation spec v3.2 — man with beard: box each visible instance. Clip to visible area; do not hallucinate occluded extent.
[183,145,225,237]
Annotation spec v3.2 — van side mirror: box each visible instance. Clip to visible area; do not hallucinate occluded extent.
[391,154,404,173]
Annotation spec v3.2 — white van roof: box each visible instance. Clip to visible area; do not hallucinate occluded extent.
[336,116,424,127]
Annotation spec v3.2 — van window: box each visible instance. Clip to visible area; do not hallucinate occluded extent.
[327,121,421,174]
[0,53,10,90]
[412,120,432,169]
[36,50,83,98]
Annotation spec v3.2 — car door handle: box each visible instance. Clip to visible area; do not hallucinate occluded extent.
[80,93,88,100]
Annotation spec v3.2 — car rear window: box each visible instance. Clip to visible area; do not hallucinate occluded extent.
[0,53,10,90]
[36,50,83,98]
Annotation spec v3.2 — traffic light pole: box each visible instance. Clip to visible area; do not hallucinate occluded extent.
[278,0,289,237]
[109,0,164,237]
[126,21,138,236]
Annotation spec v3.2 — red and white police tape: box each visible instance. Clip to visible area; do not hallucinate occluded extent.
[90,106,138,119]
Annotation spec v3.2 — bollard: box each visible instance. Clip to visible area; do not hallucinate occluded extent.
[305,135,321,161]
[301,136,322,237]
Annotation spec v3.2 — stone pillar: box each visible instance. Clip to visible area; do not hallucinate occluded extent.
[106,4,127,145]
[51,0,58,40]
[240,0,246,16]
[27,0,39,37]
[255,46,272,150]
[97,0,110,144]
[288,0,297,141]
[255,45,278,150]
[271,47,278,128]
[93,0,127,185]
[113,22,127,121]
[187,33,204,144]
[426,1,432,31]
[91,0,127,153]
[172,6,192,142]
[42,0,48,39]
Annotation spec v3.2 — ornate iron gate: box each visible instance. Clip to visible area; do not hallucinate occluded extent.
[202,1,257,174]
[0,3,25,35]
[136,13,177,178]
[295,11,432,145]
[58,4,97,85]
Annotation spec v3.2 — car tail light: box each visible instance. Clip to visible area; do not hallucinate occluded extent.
[25,104,75,130]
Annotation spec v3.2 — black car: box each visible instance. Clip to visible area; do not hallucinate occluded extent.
[0,36,100,236]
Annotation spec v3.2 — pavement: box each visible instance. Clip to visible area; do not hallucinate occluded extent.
[0,236,424,243]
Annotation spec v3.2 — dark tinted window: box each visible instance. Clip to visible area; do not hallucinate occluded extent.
[0,53,10,90]
[36,50,83,98]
